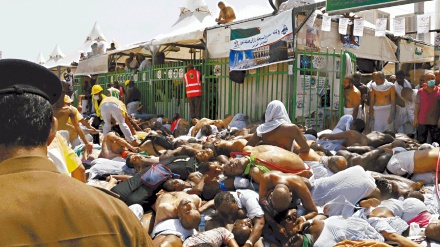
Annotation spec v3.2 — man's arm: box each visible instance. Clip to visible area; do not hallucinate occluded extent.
[247,217,264,247]
[246,132,262,147]
[369,89,375,122]
[319,131,351,141]
[381,231,421,247]
[414,93,420,127]
[124,114,137,136]
[352,91,361,120]
[291,179,318,224]
[292,125,310,154]
[224,7,236,23]
[71,164,86,182]
[389,87,396,124]
[70,110,93,152]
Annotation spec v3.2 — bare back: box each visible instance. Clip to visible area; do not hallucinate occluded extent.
[260,124,308,152]
[243,145,307,170]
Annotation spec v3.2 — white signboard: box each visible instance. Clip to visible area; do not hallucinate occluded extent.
[353,19,365,37]
[322,15,332,32]
[375,18,387,37]
[393,17,406,36]
[339,18,349,35]
[417,14,430,34]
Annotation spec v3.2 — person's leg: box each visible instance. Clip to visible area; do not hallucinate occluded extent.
[428,125,440,144]
[100,103,113,135]
[194,96,202,119]
[109,105,135,142]
[188,97,195,119]
[416,124,428,144]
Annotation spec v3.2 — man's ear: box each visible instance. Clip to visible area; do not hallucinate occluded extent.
[47,117,58,146]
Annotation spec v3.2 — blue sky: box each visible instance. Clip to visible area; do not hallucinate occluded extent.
[0,0,436,60]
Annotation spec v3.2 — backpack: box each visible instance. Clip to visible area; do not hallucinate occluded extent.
[140,163,180,190]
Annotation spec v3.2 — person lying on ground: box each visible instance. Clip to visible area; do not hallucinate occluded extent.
[318,119,369,147]
[337,148,392,172]
[258,171,318,243]
[98,131,140,160]
[205,190,265,247]
[182,226,240,247]
[247,100,310,154]
[285,215,420,247]
[223,145,311,184]
[151,192,202,247]
[385,146,440,177]
[190,115,234,137]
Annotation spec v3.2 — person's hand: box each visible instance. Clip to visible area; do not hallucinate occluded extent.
[215,18,219,22]
[259,198,275,215]
[85,143,93,153]
[130,147,140,153]
[319,134,329,140]
[273,226,288,242]
[294,216,306,227]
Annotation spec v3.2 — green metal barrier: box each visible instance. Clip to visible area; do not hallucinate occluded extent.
[72,50,355,131]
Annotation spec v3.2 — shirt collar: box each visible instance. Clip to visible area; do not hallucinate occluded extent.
[0,156,59,175]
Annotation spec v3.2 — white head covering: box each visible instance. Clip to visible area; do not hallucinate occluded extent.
[256,100,291,137]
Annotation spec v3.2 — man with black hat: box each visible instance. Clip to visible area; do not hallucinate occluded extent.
[0,59,151,246]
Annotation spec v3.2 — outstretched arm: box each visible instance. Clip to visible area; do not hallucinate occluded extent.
[246,132,262,147]
[292,125,310,154]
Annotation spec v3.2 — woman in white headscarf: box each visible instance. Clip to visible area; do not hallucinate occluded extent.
[247,100,310,154]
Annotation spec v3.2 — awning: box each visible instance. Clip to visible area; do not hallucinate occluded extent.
[75,55,109,76]
[399,39,434,63]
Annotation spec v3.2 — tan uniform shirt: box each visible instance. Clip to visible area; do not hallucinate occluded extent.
[0,156,153,246]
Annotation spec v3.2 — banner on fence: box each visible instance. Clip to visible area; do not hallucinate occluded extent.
[229,10,292,71]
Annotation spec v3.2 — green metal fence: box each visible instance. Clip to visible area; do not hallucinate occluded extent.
[72,50,355,131]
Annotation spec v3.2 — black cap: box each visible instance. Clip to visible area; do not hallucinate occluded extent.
[0,59,62,104]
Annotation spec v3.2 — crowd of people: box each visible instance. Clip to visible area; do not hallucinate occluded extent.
[2,57,440,247]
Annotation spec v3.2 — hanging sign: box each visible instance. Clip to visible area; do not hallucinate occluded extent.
[339,18,349,35]
[353,19,365,37]
[417,14,430,34]
[375,18,387,37]
[393,17,405,36]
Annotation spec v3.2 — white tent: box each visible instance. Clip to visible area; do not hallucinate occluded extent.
[150,0,215,61]
[35,53,46,65]
[79,21,110,54]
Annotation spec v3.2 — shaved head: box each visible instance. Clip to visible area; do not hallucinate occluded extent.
[271,184,292,212]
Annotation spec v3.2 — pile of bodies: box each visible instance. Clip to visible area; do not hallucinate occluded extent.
[69,99,440,247]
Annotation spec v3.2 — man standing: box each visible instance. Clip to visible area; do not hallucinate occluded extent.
[0,59,150,246]
[369,71,395,132]
[215,1,236,24]
[63,67,74,96]
[414,72,440,144]
[106,83,120,99]
[184,64,202,120]
[124,80,141,115]
[343,75,362,120]
[394,70,413,133]
[91,84,138,146]
[352,72,370,132]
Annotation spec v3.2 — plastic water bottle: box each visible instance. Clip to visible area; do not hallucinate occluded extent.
[198,213,206,232]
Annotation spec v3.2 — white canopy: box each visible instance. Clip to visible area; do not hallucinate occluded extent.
[152,0,214,47]
[35,53,46,65]
[398,39,434,64]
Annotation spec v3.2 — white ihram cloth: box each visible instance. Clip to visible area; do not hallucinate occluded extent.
[256,100,291,137]
[372,104,393,132]
[311,166,376,212]
[371,80,394,92]
[152,219,197,241]
[402,198,428,222]
[344,105,363,119]
[313,216,384,247]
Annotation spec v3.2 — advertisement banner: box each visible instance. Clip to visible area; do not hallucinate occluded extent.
[229,10,292,71]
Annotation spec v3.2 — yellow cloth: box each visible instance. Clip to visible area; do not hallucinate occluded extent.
[95,96,128,119]
[48,132,81,173]
[92,94,107,118]
[334,240,392,247]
